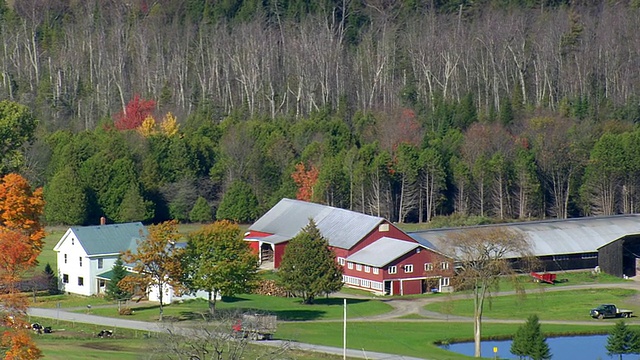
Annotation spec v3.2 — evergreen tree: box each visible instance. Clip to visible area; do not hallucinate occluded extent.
[499,98,514,127]
[278,219,343,304]
[105,258,132,301]
[117,182,154,223]
[511,314,551,360]
[43,263,59,295]
[606,320,640,360]
[189,196,213,223]
[216,180,259,223]
[43,165,88,225]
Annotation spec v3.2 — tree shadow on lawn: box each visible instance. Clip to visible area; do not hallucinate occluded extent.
[175,297,370,322]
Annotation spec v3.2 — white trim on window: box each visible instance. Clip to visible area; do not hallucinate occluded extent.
[441,277,450,287]
[425,263,433,271]
[373,268,379,275]
[440,262,449,270]
[356,264,362,271]
[364,265,370,273]
[404,264,414,273]
[347,262,354,270]
[388,265,397,274]
[338,257,346,266]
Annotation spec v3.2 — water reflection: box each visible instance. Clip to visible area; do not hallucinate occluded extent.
[441,334,636,359]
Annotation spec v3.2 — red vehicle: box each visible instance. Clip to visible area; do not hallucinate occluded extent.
[530,272,556,284]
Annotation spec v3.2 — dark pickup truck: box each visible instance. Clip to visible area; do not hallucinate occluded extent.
[590,304,633,319]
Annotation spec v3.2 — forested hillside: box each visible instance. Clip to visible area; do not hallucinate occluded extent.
[3,0,640,225]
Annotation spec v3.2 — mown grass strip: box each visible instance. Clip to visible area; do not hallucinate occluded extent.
[424,288,638,320]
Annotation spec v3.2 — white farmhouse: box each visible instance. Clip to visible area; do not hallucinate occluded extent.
[53,222,145,297]
[53,221,214,303]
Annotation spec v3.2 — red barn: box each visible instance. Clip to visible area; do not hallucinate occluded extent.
[244,198,453,295]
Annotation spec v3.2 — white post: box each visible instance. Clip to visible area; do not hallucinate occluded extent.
[343,298,347,360]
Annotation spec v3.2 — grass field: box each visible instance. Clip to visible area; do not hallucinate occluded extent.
[76,294,393,322]
[29,317,351,360]
[424,287,639,320]
[277,321,624,360]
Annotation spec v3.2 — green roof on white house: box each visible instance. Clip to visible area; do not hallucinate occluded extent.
[55,222,147,256]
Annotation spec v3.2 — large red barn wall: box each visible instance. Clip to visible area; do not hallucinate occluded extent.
[349,221,416,254]
[377,248,453,281]
[274,242,287,268]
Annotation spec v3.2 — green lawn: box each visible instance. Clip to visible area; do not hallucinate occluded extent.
[277,321,620,360]
[28,316,351,360]
[78,294,393,322]
[424,287,638,320]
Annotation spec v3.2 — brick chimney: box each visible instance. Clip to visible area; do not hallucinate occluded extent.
[100,216,106,225]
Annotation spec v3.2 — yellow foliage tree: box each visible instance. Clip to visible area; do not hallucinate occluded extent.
[160,112,179,137]
[137,115,158,137]
[120,220,185,322]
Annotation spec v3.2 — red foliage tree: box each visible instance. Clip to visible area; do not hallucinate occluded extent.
[291,162,319,201]
[113,95,156,131]
[0,174,45,360]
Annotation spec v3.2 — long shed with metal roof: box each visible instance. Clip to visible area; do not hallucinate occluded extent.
[410,214,640,277]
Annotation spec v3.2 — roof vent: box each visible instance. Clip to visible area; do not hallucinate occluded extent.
[378,223,389,232]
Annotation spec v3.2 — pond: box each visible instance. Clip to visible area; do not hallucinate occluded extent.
[440,334,636,359]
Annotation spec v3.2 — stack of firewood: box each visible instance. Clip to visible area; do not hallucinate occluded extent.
[253,280,289,297]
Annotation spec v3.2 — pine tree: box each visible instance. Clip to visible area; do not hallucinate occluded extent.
[511,314,551,360]
[43,263,59,295]
[216,181,259,223]
[105,258,132,301]
[189,196,213,223]
[607,320,640,360]
[278,219,343,304]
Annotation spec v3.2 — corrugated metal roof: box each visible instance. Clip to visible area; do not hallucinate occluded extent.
[249,198,384,249]
[410,215,640,258]
[71,222,147,256]
[347,237,420,267]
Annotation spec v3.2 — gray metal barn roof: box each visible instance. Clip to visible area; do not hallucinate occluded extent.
[249,198,384,249]
[347,237,421,267]
[409,215,640,258]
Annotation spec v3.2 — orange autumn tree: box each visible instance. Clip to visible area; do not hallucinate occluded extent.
[291,162,319,201]
[0,174,45,360]
[120,220,184,322]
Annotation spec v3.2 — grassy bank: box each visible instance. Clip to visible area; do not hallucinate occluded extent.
[277,321,622,360]
[424,287,638,321]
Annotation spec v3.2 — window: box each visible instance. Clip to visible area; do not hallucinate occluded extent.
[364,265,370,273]
[378,223,389,232]
[388,266,397,274]
[64,254,67,264]
[440,262,449,270]
[79,257,83,267]
[62,274,69,284]
[361,279,371,288]
[338,257,346,266]
[71,238,74,245]
[347,262,354,270]
[441,277,450,287]
[373,268,379,275]
[78,277,84,286]
[404,264,414,273]
[98,258,103,269]
[356,264,362,271]
[425,263,433,271]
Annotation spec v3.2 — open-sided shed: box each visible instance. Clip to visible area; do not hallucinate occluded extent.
[410,215,640,278]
